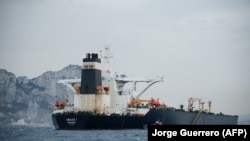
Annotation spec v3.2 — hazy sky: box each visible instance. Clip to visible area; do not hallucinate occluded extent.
[0,0,249,115]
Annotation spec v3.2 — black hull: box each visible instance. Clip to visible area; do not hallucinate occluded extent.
[52,109,238,130]
[52,114,145,130]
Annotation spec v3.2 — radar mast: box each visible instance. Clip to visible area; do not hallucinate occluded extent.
[99,46,113,70]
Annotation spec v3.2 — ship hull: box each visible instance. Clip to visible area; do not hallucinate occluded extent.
[52,114,145,130]
[52,109,238,130]
[144,109,238,125]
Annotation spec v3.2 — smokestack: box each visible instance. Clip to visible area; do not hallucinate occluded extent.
[80,52,102,94]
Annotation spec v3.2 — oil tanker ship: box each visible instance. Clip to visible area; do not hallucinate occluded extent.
[51,47,238,130]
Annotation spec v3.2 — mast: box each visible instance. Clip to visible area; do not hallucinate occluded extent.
[99,46,113,71]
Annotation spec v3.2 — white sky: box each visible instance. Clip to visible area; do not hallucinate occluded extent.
[0,0,249,115]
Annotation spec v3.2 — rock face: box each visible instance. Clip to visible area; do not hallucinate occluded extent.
[0,65,81,126]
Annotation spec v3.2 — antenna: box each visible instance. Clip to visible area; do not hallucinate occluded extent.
[100,45,113,70]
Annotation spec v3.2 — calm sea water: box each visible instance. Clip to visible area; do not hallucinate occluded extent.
[0,125,147,141]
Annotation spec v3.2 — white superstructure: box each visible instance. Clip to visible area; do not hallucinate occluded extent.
[54,47,164,115]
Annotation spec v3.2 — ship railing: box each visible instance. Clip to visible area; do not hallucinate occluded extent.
[53,109,64,114]
[104,108,127,115]
[61,107,89,113]
[56,107,134,115]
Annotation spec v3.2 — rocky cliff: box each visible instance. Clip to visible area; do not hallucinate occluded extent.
[0,65,81,126]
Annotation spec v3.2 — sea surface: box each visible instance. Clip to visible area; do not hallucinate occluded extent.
[0,125,147,141]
